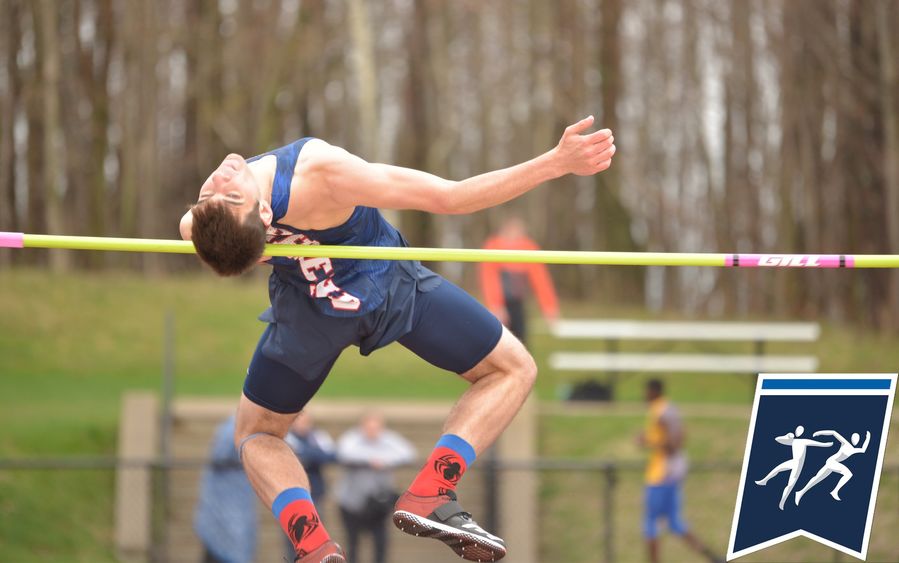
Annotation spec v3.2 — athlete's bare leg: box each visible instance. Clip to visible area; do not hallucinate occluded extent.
[680,532,723,562]
[647,538,660,563]
[441,327,537,453]
[233,394,310,506]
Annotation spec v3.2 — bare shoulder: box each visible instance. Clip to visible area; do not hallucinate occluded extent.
[297,138,348,170]
[293,139,341,194]
[284,139,357,228]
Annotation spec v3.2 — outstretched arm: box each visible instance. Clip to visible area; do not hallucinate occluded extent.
[315,116,615,215]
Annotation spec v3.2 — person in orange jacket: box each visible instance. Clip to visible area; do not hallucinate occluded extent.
[479,217,559,347]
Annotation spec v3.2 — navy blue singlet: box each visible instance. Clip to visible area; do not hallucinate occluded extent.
[247,138,415,317]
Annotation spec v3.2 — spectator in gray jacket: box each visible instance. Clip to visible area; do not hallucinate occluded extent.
[336,412,416,563]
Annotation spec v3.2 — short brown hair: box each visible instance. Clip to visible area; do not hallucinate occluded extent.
[190,200,266,276]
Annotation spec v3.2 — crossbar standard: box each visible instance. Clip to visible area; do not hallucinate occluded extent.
[3,232,899,267]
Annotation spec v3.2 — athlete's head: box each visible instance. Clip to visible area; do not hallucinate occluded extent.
[795,425,804,437]
[851,432,860,445]
[190,154,273,276]
[645,379,664,402]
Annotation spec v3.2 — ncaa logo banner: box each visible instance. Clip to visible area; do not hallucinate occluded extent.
[728,374,897,560]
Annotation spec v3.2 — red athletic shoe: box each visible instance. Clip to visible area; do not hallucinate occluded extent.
[393,490,506,562]
[294,539,347,563]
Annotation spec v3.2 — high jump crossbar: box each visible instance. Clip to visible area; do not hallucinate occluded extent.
[2,232,899,268]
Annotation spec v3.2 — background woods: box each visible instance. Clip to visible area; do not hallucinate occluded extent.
[2,0,899,328]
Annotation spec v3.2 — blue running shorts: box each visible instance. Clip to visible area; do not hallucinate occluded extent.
[243,262,503,414]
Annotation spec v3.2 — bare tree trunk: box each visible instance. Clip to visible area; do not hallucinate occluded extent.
[595,0,643,302]
[528,0,555,245]
[138,0,160,273]
[348,0,379,161]
[397,0,435,248]
[0,0,21,259]
[876,0,899,326]
[35,0,68,271]
[68,0,113,267]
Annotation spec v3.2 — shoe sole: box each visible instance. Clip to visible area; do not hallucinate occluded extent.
[393,510,506,562]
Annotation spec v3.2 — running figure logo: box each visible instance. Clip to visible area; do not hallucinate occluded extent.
[795,430,870,505]
[728,374,896,561]
[753,425,834,510]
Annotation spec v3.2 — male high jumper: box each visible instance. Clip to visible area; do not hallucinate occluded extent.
[180,116,616,562]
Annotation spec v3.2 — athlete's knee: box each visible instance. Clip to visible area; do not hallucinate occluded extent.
[234,394,295,455]
[520,350,538,389]
[501,338,537,390]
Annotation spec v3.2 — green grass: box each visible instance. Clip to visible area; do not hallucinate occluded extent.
[2,268,899,561]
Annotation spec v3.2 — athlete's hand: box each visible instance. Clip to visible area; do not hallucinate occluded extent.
[552,116,616,177]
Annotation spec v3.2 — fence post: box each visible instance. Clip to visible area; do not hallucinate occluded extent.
[602,463,617,563]
[114,392,159,562]
[483,445,500,534]
[155,312,175,562]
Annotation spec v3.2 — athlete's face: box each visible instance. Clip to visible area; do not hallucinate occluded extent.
[198,154,265,219]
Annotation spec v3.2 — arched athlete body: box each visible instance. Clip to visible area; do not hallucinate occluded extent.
[795,430,870,504]
[179,117,616,562]
[754,425,832,511]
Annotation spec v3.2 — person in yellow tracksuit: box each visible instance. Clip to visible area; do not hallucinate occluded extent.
[638,379,722,563]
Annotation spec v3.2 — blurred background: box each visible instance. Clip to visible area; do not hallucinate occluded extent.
[2,0,899,562]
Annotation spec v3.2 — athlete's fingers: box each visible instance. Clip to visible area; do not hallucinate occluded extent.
[564,115,595,136]
[584,129,613,144]
[592,158,613,172]
[592,144,616,162]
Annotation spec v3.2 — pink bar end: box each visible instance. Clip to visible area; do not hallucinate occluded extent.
[0,232,24,248]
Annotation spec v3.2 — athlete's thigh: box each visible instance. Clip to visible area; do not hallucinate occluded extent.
[397,278,504,375]
[243,323,342,415]
[244,288,360,415]
[235,391,298,441]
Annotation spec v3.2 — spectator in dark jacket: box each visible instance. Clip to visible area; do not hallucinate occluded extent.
[286,411,337,504]
[194,415,256,563]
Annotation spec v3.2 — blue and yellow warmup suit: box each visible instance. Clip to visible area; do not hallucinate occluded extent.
[243,139,503,414]
[643,398,689,539]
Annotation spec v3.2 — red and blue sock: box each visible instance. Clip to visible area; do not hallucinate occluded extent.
[408,434,477,497]
[272,487,330,556]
